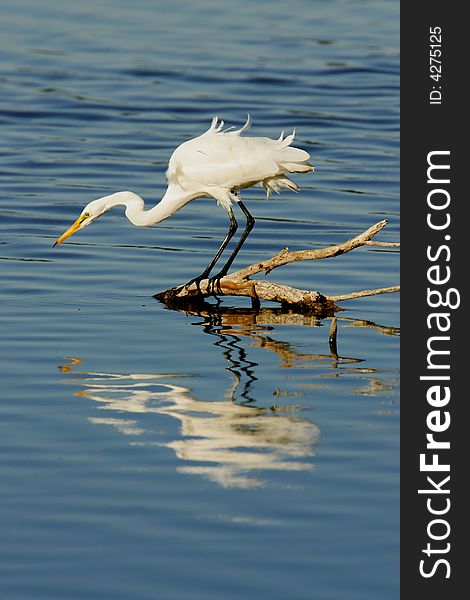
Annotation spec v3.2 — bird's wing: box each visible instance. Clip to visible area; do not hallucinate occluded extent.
[166,117,312,201]
[167,134,278,191]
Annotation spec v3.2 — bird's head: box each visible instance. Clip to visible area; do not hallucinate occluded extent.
[53,197,110,247]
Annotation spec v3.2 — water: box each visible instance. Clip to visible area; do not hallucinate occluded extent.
[1,1,399,598]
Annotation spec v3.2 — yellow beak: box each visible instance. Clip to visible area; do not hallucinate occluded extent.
[53,214,88,247]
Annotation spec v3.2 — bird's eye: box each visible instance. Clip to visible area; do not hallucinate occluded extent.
[83,212,90,219]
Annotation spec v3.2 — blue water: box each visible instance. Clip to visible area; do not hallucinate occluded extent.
[1,1,399,598]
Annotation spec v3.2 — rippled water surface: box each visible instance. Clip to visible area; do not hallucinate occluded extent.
[1,1,399,598]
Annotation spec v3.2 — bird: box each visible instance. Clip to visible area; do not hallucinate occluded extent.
[53,115,313,291]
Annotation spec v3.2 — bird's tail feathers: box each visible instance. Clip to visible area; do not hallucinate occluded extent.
[277,147,313,179]
[263,175,300,198]
[280,160,314,173]
[275,129,313,172]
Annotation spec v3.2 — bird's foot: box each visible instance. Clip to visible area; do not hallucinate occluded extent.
[177,274,208,296]
[207,271,227,297]
[175,272,226,300]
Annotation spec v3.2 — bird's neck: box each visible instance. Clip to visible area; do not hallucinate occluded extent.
[105,186,193,227]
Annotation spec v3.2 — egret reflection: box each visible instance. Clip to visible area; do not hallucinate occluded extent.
[60,364,318,488]
[59,310,398,488]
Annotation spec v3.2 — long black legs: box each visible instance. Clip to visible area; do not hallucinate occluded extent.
[212,200,255,279]
[207,200,255,295]
[183,200,255,294]
[201,206,238,280]
[182,205,238,291]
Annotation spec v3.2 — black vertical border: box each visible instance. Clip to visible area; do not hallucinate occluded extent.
[401,2,465,598]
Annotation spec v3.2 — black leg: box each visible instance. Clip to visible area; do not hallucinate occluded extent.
[182,205,238,292]
[209,200,255,293]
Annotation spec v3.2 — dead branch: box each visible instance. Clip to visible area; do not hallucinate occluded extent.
[327,285,401,302]
[231,219,391,279]
[365,240,400,247]
[155,219,399,311]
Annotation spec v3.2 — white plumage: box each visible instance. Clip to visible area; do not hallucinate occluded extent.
[166,115,312,208]
[54,115,313,290]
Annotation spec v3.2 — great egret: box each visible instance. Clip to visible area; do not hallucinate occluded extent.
[54,115,313,290]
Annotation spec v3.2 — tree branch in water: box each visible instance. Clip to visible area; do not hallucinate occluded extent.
[155,219,399,311]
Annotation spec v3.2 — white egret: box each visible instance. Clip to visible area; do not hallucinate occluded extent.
[54,115,313,290]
